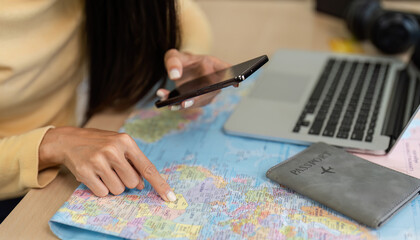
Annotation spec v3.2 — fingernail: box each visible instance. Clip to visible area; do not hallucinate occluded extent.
[167,191,177,202]
[184,99,194,108]
[169,69,181,79]
[170,105,181,111]
[156,89,165,98]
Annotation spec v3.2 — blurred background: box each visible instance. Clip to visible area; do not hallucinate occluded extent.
[195,0,420,63]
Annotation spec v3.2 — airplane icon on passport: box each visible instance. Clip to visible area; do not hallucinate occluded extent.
[321,166,335,174]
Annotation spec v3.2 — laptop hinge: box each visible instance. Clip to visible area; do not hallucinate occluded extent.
[382,68,409,147]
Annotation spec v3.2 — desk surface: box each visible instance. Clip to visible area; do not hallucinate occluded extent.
[1,0,420,239]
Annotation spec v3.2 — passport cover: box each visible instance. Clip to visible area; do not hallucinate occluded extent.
[266,142,420,228]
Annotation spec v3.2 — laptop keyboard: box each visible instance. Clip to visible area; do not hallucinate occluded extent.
[293,58,389,142]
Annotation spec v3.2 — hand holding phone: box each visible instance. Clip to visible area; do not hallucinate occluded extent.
[155,55,269,108]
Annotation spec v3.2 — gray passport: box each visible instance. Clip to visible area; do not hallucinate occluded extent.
[266,142,420,228]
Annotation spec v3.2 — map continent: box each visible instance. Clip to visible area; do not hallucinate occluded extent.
[124,108,203,143]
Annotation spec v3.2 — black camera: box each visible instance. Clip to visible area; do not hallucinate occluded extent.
[316,0,420,54]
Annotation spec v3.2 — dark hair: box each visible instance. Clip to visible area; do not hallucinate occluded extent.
[84,0,181,119]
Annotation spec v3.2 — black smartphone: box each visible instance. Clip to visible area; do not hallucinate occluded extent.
[155,55,269,108]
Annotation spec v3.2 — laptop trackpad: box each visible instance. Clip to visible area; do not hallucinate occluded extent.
[249,72,311,103]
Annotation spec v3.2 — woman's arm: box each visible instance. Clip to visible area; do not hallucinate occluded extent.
[0,126,176,202]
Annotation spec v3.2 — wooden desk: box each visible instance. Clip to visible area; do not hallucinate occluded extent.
[1,0,419,239]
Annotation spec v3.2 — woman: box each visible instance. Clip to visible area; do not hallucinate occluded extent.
[0,0,227,218]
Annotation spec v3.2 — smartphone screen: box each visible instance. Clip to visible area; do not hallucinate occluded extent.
[155,55,268,108]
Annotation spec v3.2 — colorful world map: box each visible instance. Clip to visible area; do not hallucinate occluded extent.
[50,77,420,239]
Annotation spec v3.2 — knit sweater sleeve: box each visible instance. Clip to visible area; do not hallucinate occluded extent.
[0,126,60,200]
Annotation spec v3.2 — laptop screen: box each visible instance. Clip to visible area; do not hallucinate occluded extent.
[411,40,420,71]
[406,42,420,121]
[389,42,420,151]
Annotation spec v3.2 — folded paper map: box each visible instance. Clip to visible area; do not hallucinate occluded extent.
[50,77,420,239]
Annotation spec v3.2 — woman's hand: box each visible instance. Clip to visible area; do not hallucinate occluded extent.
[39,127,176,202]
[157,49,231,111]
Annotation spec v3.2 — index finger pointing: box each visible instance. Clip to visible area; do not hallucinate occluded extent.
[125,148,176,202]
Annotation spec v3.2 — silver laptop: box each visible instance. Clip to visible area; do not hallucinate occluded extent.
[224,48,420,155]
